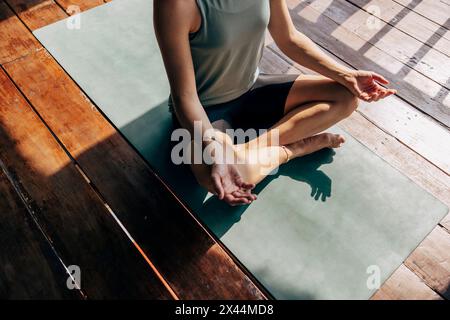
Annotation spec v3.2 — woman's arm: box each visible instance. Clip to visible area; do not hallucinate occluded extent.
[154,0,211,136]
[154,0,256,205]
[268,0,396,102]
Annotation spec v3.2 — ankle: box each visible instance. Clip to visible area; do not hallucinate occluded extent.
[282,145,295,163]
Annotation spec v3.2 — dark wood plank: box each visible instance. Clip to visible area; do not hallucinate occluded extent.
[0,67,172,299]
[6,0,66,30]
[55,0,106,13]
[286,0,450,127]
[0,170,81,299]
[0,1,40,64]
[4,0,267,299]
[3,47,266,301]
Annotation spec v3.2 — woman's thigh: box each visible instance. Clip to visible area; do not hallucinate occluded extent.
[284,74,353,114]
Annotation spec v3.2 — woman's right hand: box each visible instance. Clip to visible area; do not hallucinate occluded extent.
[209,162,257,206]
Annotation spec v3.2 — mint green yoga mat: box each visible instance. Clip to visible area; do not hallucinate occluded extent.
[34,0,448,299]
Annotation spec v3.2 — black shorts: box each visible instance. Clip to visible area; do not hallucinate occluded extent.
[172,73,299,131]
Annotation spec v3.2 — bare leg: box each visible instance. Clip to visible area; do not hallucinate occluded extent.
[190,75,358,188]
[234,75,358,185]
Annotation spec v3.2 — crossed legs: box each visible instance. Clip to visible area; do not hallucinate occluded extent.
[192,75,359,188]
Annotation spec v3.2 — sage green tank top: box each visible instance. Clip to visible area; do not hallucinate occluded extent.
[170,0,271,107]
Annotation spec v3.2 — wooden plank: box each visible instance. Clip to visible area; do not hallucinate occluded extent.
[265,44,450,176]
[348,0,450,57]
[405,227,450,299]
[4,48,266,301]
[286,0,450,127]
[312,0,450,89]
[0,67,172,299]
[0,1,40,64]
[0,170,80,299]
[261,49,450,299]
[4,0,266,299]
[371,265,442,300]
[263,46,450,230]
[393,0,450,29]
[55,0,106,13]
[6,0,67,30]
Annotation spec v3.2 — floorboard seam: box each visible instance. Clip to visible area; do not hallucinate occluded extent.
[403,262,447,300]
[0,157,87,299]
[0,63,180,300]
[267,46,450,177]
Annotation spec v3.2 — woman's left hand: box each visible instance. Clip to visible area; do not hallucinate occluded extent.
[341,70,397,102]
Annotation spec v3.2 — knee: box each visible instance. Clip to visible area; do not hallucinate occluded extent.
[337,87,359,117]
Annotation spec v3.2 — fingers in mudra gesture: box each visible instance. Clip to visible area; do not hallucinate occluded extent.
[199,131,257,206]
[343,70,397,102]
[211,162,257,206]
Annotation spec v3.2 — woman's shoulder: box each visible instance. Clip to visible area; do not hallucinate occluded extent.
[154,0,200,34]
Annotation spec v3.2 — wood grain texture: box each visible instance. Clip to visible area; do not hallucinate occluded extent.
[266,42,450,175]
[0,1,41,64]
[261,49,450,299]
[393,0,450,28]
[55,0,106,12]
[3,47,266,300]
[286,0,450,127]
[3,0,447,300]
[0,67,171,299]
[405,227,450,299]
[6,0,67,30]
[348,0,450,57]
[0,170,80,299]
[263,46,450,190]
[371,265,442,300]
[3,0,266,300]
[313,0,449,89]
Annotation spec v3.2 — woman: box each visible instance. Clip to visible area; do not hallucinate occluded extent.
[154,0,396,206]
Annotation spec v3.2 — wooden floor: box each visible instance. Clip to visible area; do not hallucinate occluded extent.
[0,0,449,300]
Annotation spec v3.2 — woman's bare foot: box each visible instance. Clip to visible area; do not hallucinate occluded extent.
[285,133,345,160]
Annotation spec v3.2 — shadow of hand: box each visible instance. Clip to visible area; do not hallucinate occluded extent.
[277,148,335,202]
[306,170,332,201]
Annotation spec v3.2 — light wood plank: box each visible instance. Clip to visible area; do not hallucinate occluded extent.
[311,0,450,88]
[261,49,450,299]
[349,0,450,57]
[264,46,450,229]
[393,0,450,28]
[266,44,450,176]
[286,0,450,127]
[405,226,450,299]
[371,264,442,300]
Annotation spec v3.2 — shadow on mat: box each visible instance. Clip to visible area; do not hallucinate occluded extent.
[122,103,335,239]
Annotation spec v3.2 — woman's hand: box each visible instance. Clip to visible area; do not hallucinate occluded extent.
[210,162,257,206]
[341,70,397,102]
